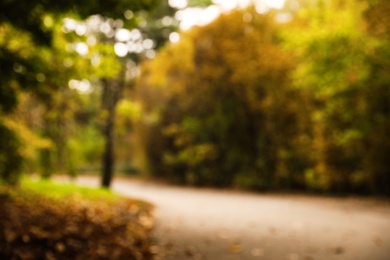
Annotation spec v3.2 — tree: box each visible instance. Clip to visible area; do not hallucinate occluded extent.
[0,0,159,110]
[0,0,160,184]
[135,0,390,195]
[91,0,211,188]
[134,7,302,188]
[283,0,390,194]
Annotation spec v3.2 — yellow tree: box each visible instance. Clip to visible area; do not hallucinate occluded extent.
[283,0,390,194]
[135,7,302,189]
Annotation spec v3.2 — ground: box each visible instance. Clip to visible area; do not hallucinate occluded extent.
[60,175,390,260]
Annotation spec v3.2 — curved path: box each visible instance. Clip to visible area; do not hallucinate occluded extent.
[62,175,390,260]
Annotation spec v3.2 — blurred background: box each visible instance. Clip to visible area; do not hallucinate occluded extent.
[0,0,389,196]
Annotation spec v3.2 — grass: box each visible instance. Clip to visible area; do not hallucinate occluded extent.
[17,175,120,201]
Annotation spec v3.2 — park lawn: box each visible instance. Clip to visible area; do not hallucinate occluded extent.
[0,176,155,259]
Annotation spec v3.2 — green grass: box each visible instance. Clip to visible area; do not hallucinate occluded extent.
[14,176,121,201]
[0,175,152,210]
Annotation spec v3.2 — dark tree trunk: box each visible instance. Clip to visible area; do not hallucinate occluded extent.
[101,69,125,188]
[101,103,115,188]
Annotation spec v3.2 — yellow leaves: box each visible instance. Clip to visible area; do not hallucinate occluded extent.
[0,23,35,59]
[138,212,154,230]
[135,8,299,186]
[189,8,291,90]
[162,123,180,136]
[175,144,218,167]
[304,168,330,191]
[129,204,140,214]
[139,7,292,109]
[145,34,195,91]
[116,100,142,121]
[142,59,167,88]
[167,35,195,73]
[162,121,218,167]
[94,55,122,78]
[228,243,242,253]
[2,117,53,159]
[42,15,54,29]
[335,129,362,146]
[99,109,110,121]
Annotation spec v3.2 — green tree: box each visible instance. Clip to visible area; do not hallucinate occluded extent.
[0,0,159,184]
[283,0,390,194]
[360,0,390,195]
[92,0,212,188]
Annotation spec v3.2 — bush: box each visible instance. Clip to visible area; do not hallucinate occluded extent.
[0,121,23,184]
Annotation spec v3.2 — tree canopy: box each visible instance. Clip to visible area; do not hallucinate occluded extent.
[0,0,160,184]
[1,0,389,195]
[133,0,390,195]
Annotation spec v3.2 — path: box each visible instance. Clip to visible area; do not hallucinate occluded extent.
[60,175,390,260]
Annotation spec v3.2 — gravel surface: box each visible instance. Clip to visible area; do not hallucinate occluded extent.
[60,175,390,260]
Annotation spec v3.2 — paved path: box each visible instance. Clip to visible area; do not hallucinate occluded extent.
[61,176,390,260]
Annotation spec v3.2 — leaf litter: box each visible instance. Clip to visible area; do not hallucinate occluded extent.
[0,186,155,259]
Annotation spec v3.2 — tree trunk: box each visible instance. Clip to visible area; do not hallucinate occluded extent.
[101,69,125,188]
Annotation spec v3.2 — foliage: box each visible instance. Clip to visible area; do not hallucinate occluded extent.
[1,0,389,196]
[135,8,303,188]
[187,0,213,8]
[0,0,160,183]
[0,120,23,184]
[0,178,154,259]
[0,0,159,45]
[283,0,390,194]
[134,0,390,195]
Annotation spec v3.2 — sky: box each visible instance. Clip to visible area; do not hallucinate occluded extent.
[169,0,286,31]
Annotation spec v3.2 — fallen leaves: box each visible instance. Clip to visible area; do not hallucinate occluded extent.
[329,246,345,255]
[0,188,155,259]
[228,242,242,253]
[139,212,154,229]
